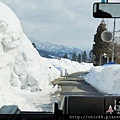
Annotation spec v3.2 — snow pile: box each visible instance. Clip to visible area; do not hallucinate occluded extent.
[49,58,93,76]
[85,64,120,94]
[0,2,93,111]
[13,34,61,91]
[0,2,60,111]
[0,2,35,111]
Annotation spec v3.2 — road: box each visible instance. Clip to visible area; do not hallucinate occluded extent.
[52,71,105,109]
[23,72,105,112]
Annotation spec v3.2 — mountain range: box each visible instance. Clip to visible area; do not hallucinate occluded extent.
[29,37,84,59]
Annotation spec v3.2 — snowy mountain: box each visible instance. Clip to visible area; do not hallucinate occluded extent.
[29,37,83,58]
[29,37,71,52]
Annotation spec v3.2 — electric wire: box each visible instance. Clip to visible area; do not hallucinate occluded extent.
[19,3,91,19]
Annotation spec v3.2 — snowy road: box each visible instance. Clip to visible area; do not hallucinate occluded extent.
[52,72,105,109]
[17,72,97,112]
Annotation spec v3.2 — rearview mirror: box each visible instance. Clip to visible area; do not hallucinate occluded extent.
[93,3,120,18]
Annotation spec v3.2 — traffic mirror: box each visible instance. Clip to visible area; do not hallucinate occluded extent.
[101,31,113,43]
[93,3,120,18]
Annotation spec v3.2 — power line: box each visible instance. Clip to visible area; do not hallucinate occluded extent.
[19,3,91,19]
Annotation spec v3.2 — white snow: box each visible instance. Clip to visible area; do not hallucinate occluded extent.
[85,64,120,95]
[0,2,93,111]
[49,59,93,76]
[1,1,120,113]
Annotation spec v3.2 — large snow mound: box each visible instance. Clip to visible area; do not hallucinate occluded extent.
[0,2,93,111]
[0,2,61,110]
[85,64,120,94]
[0,2,35,111]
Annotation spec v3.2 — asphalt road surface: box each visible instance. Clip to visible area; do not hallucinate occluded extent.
[52,72,105,109]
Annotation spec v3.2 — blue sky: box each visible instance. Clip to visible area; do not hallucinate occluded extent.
[0,0,120,50]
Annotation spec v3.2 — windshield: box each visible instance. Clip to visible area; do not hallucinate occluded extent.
[0,0,120,114]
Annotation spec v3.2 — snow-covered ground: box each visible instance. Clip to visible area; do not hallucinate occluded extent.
[0,2,93,111]
[2,1,120,113]
[49,59,92,76]
[85,64,120,95]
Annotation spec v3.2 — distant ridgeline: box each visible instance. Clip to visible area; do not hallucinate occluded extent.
[31,41,92,63]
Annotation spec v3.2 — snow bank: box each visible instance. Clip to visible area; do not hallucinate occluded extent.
[85,64,120,94]
[0,2,60,111]
[0,2,36,111]
[49,58,93,76]
[13,34,61,91]
[0,2,93,111]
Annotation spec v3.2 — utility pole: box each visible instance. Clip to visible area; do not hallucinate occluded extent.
[101,0,116,62]
[101,0,115,62]
[111,18,116,62]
